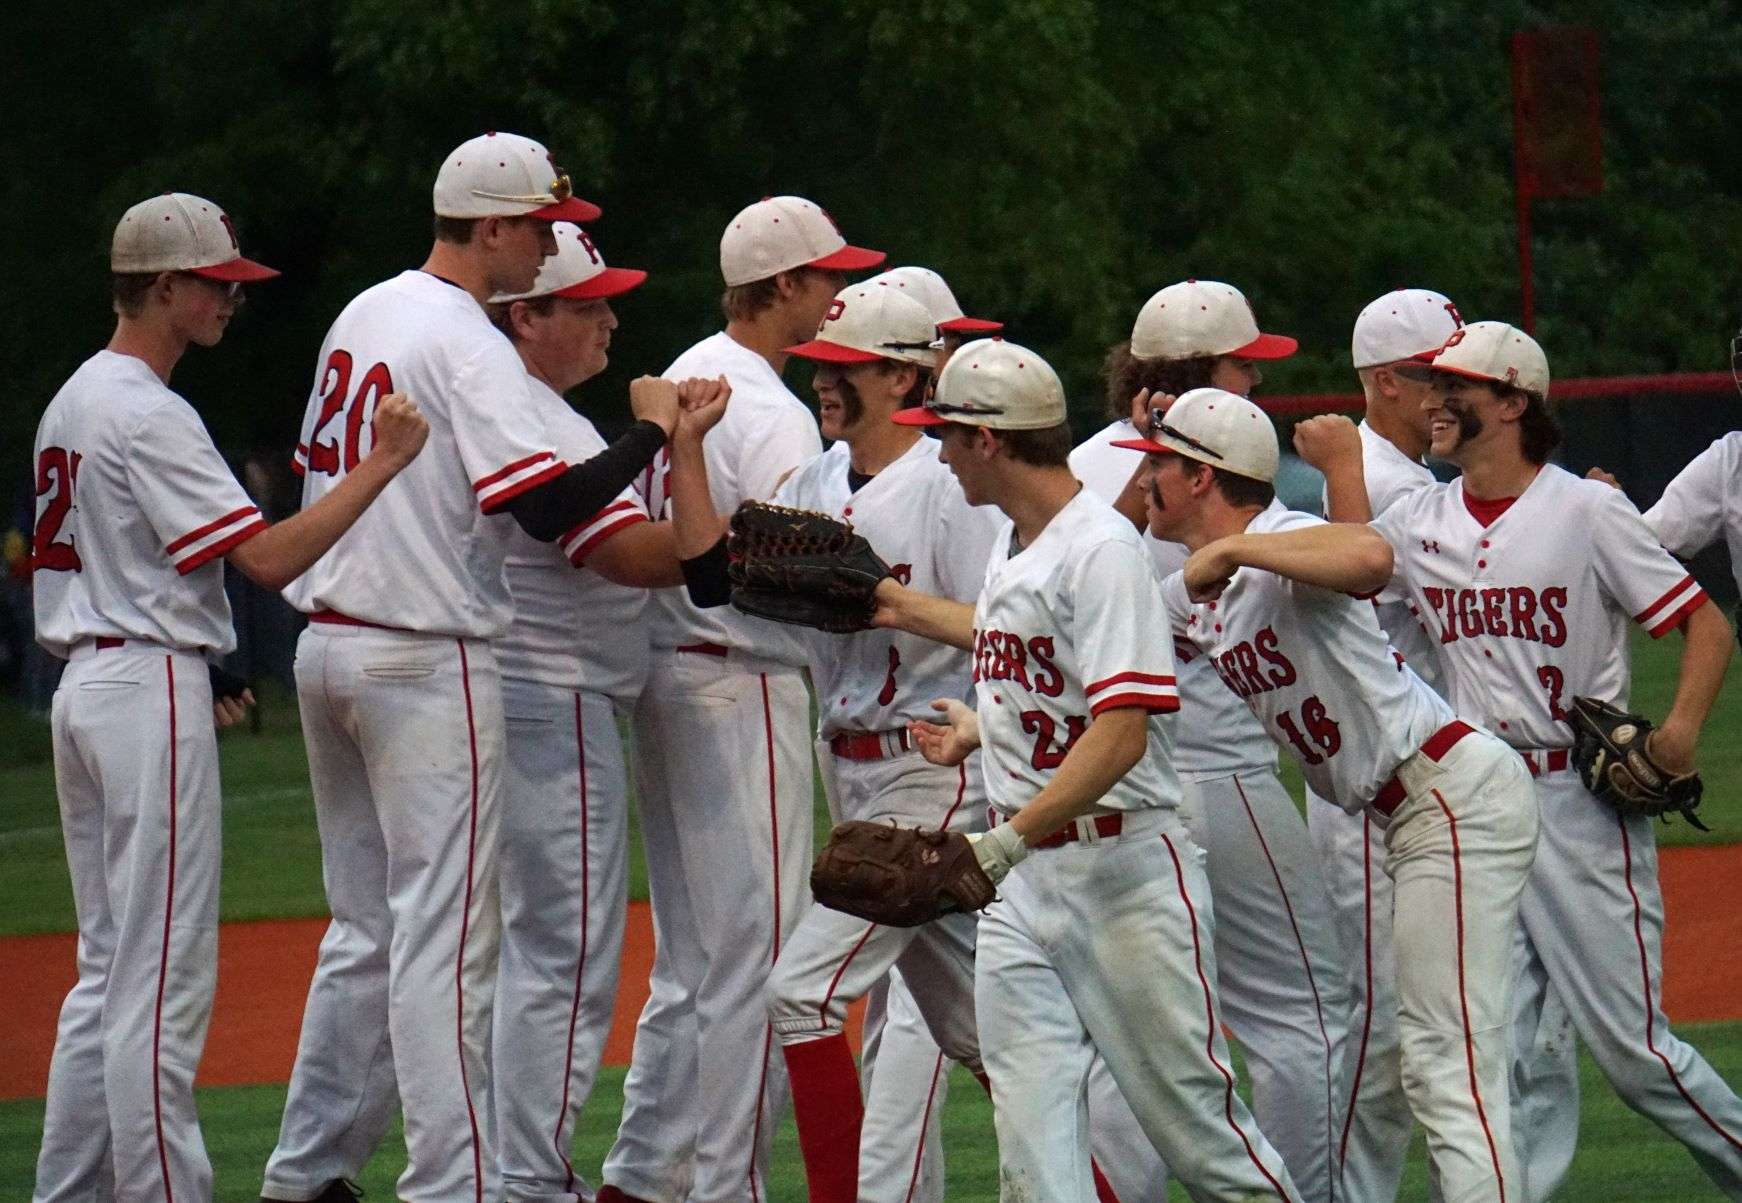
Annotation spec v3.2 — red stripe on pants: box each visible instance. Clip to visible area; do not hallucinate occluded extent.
[152,656,179,1202]
[457,642,484,1201]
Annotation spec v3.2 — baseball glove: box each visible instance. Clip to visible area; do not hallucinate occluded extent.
[1567,695,1708,830]
[811,820,997,928]
[727,501,892,634]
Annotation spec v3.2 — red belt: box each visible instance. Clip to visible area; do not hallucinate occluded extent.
[94,636,126,651]
[990,807,1124,849]
[675,641,729,657]
[1372,720,1477,815]
[1519,748,1571,777]
[828,729,912,761]
[308,608,411,633]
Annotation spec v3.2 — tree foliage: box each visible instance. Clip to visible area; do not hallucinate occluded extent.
[6,0,1741,483]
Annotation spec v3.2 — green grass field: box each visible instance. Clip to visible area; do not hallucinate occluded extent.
[4,625,1741,1198]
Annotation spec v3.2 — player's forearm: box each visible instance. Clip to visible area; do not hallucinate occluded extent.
[1222,524,1393,594]
[1663,600,1733,741]
[588,521,686,589]
[1108,462,1150,532]
[1007,708,1149,843]
[873,579,975,650]
[505,421,669,543]
[229,450,406,591]
[667,434,728,559]
[1322,458,1374,523]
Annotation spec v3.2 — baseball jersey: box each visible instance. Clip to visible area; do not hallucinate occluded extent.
[974,488,1182,817]
[284,271,568,637]
[1159,508,1456,813]
[641,331,822,662]
[774,438,1002,735]
[33,350,266,659]
[1070,420,1277,777]
[494,376,651,701]
[1374,465,1709,749]
[1335,421,1445,691]
[1643,431,1742,601]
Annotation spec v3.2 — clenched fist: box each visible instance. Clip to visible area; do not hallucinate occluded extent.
[675,375,732,442]
[1291,414,1362,472]
[370,393,429,468]
[629,376,682,435]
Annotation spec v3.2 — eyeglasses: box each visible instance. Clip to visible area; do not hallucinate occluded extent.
[1388,363,1437,383]
[178,273,245,306]
[926,401,1005,417]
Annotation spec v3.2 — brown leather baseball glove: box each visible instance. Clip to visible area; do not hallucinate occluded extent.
[727,501,891,635]
[810,820,998,928]
[1568,695,1708,830]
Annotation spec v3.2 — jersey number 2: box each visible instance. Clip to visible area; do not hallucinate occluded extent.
[33,447,82,572]
[306,350,394,475]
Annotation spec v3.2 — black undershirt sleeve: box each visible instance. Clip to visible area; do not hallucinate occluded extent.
[681,536,732,608]
[503,420,667,542]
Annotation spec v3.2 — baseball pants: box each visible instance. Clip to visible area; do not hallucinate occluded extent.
[263,626,503,1203]
[1381,729,1537,1203]
[859,972,952,1203]
[1509,768,1742,1200]
[492,680,630,1203]
[603,650,813,1203]
[35,644,220,1203]
[976,807,1300,1202]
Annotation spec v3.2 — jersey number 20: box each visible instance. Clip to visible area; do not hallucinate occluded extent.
[306,350,394,476]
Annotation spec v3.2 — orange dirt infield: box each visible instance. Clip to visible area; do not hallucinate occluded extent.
[4,843,1739,1101]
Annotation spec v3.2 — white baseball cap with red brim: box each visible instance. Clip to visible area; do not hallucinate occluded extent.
[867,266,1003,334]
[1111,387,1280,483]
[1430,321,1550,397]
[1131,280,1296,361]
[434,132,600,223]
[786,283,938,367]
[111,193,280,281]
[719,196,885,287]
[490,223,646,303]
[892,338,1065,430]
[1352,288,1464,368]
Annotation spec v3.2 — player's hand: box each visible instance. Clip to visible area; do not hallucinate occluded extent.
[370,393,429,468]
[909,698,981,766]
[674,375,731,442]
[630,376,682,436]
[1129,387,1174,434]
[1292,414,1362,472]
[1183,538,1240,602]
[1586,466,1623,490]
[214,688,255,730]
[1647,720,1697,776]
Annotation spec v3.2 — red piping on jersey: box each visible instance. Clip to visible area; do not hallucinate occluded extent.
[554,693,592,1192]
[456,641,485,1202]
[1620,818,1742,1153]
[902,1051,949,1203]
[1235,776,1338,1189]
[1162,832,1296,1201]
[175,516,268,574]
[1637,574,1708,638]
[474,452,568,514]
[1461,492,1518,528]
[937,763,968,831]
[1636,574,1697,623]
[1085,670,1177,695]
[472,451,557,493]
[1337,814,1378,1169]
[152,656,179,1203]
[1089,692,1180,717]
[1432,787,1508,1200]
[166,506,259,555]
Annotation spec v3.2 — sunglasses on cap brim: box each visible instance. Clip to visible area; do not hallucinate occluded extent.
[1145,413,1225,462]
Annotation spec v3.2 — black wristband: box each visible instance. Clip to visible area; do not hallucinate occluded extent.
[210,663,250,702]
[681,535,732,608]
[504,420,668,543]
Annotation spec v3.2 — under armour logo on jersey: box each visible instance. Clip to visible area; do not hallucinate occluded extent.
[1421,539,1441,553]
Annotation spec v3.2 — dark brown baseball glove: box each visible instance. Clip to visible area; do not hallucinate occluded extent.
[810,820,998,928]
[727,501,892,634]
[1567,695,1708,830]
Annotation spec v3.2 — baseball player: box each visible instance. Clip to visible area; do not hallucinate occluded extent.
[1119,387,1540,1203]
[1307,320,1742,1200]
[32,194,426,1203]
[261,134,684,1203]
[1072,280,1350,1203]
[873,340,1300,1202]
[481,226,727,1203]
[599,196,885,1203]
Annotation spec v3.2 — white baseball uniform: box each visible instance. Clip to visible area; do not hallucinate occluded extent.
[604,331,821,1203]
[1161,505,1539,1203]
[32,350,267,1203]
[265,270,575,1203]
[1073,421,1350,1203]
[1373,466,1742,1200]
[1308,418,1442,1201]
[1644,430,1742,601]
[970,487,1298,1202]
[490,376,653,1203]
[760,438,999,1203]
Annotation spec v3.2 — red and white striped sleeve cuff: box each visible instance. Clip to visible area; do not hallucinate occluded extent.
[1084,670,1180,716]
[473,452,569,514]
[560,500,648,566]
[166,506,268,574]
[291,443,309,477]
[1635,573,1708,638]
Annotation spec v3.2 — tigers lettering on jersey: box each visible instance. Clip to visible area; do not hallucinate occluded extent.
[972,629,1065,698]
[1204,625,1298,698]
[1420,585,1569,647]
